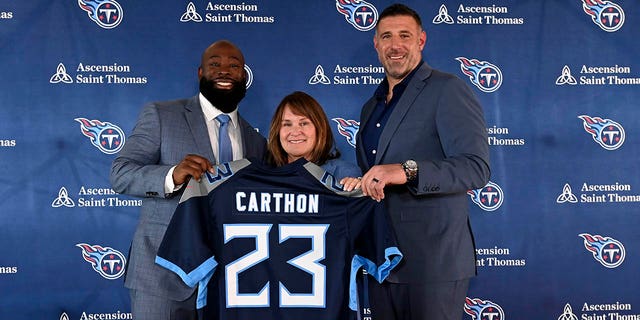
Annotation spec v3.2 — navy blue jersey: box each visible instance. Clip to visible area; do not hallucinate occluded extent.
[156,158,402,319]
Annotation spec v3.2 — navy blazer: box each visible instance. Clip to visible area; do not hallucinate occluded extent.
[356,63,490,283]
[110,95,266,300]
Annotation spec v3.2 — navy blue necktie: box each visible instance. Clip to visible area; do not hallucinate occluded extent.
[215,114,233,163]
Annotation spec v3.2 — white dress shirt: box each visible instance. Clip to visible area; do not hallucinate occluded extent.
[198,93,244,162]
[164,93,244,194]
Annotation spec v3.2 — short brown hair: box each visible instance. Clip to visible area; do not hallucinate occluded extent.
[376,3,423,30]
[266,91,339,166]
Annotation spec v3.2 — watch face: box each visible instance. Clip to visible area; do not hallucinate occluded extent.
[403,159,418,181]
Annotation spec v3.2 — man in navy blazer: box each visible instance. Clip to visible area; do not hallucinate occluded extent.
[110,40,266,319]
[356,4,491,320]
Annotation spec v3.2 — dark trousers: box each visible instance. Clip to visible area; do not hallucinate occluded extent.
[130,289,199,320]
[366,279,470,320]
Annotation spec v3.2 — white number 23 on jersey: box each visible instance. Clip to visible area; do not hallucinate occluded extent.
[223,223,329,308]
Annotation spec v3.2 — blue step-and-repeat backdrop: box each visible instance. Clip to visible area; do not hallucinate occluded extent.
[1,1,639,319]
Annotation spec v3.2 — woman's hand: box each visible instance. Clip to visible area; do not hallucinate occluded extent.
[340,176,362,192]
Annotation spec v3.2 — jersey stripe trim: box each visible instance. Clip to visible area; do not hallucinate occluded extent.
[155,256,218,308]
[348,248,403,310]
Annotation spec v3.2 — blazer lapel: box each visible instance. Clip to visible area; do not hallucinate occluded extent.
[375,64,432,164]
[185,96,215,162]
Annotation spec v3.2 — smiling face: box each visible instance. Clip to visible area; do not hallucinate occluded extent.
[267,91,334,167]
[198,40,245,90]
[197,41,248,113]
[279,105,317,163]
[374,14,426,86]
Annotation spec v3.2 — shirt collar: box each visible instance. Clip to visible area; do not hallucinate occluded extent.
[375,60,424,100]
[199,93,239,128]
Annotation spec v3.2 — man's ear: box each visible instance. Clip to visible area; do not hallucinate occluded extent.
[419,31,427,50]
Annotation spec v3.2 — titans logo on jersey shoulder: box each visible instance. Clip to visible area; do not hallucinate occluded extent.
[205,162,235,184]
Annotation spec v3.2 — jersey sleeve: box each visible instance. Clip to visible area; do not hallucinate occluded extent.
[155,193,218,309]
[347,198,402,310]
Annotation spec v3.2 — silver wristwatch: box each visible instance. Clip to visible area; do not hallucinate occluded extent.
[402,159,418,182]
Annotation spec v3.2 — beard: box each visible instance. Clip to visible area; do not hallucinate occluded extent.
[199,77,247,113]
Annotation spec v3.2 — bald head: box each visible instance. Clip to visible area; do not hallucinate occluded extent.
[200,40,245,69]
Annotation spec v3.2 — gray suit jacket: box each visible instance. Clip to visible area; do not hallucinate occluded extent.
[110,95,266,300]
[356,63,490,283]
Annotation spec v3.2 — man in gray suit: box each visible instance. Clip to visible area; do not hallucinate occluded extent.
[110,40,266,319]
[356,4,490,320]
